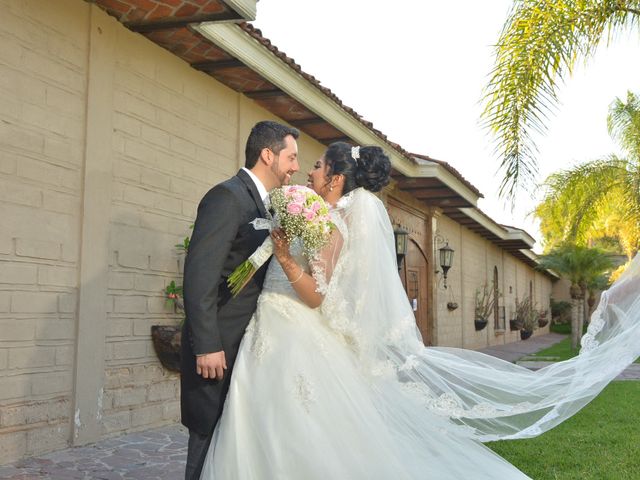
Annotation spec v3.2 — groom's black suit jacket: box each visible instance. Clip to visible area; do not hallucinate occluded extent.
[181,169,270,435]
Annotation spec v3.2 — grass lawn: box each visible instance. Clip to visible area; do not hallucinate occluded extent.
[550,323,572,335]
[528,336,640,363]
[487,381,640,479]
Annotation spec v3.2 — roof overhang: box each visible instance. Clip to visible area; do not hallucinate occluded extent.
[194,22,419,177]
[514,250,561,279]
[89,0,555,277]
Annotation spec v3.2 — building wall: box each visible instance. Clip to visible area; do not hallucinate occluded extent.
[0,0,323,464]
[434,215,552,349]
[0,0,88,463]
[0,0,552,465]
[102,16,322,438]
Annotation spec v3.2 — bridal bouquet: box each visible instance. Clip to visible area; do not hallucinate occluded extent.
[227,185,334,296]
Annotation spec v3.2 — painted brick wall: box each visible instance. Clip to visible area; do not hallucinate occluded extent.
[0,0,551,465]
[0,0,324,464]
[435,215,553,348]
[101,12,322,437]
[0,0,88,463]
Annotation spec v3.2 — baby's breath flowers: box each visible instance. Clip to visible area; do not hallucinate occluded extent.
[227,185,334,296]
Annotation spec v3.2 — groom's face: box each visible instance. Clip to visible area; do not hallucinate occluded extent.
[270,134,299,187]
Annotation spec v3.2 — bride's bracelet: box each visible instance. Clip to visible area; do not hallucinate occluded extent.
[289,267,304,284]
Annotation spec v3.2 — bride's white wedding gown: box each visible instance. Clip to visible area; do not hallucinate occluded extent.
[201,188,640,479]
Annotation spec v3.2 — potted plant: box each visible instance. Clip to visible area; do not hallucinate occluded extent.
[474,282,499,331]
[509,317,523,331]
[151,228,191,373]
[537,309,549,328]
[515,296,537,340]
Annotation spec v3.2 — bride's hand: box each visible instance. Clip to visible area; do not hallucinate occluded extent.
[271,229,292,264]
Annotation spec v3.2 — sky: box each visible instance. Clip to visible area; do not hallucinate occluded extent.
[253,1,640,253]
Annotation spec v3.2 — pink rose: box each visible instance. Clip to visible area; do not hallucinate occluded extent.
[310,201,321,213]
[303,209,315,221]
[287,203,303,214]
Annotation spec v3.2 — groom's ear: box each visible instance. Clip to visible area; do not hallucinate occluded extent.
[259,147,274,166]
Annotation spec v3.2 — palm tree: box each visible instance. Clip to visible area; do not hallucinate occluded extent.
[534,91,640,260]
[537,245,614,349]
[585,273,610,323]
[482,0,640,201]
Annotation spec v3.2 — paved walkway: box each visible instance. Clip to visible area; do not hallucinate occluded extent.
[477,332,568,362]
[0,426,188,480]
[2,333,638,479]
[478,332,640,380]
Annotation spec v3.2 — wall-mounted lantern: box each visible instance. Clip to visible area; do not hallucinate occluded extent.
[394,227,409,271]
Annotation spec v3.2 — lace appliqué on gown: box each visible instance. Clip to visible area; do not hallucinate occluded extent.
[245,316,271,362]
[400,381,536,420]
[292,373,315,413]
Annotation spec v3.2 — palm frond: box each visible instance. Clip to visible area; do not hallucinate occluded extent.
[483,0,640,202]
[535,157,629,249]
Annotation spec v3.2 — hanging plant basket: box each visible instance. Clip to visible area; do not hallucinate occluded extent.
[474,318,488,331]
[538,318,549,328]
[520,329,533,340]
[510,319,523,331]
[151,325,182,373]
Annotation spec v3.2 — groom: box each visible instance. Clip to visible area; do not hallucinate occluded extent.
[181,120,300,480]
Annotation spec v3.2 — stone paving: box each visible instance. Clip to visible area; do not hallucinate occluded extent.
[0,426,188,480]
[2,333,638,479]
[477,332,568,362]
[478,332,640,380]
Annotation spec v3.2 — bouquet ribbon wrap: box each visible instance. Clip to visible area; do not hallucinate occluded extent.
[226,218,275,296]
[247,218,276,269]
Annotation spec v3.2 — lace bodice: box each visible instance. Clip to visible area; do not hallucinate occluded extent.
[263,239,309,298]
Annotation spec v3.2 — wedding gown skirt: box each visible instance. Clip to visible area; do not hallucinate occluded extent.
[200,266,531,479]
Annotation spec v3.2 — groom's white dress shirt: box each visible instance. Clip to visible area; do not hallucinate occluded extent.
[242,167,269,208]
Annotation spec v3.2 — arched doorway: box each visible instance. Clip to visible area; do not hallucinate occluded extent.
[400,238,432,345]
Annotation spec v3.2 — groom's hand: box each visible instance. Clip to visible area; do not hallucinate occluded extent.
[196,351,227,380]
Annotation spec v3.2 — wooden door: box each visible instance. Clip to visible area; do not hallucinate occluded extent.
[404,239,431,345]
[387,195,432,346]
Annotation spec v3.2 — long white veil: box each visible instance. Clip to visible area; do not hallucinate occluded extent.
[320,188,640,441]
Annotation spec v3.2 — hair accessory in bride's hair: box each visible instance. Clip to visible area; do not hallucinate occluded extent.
[351,146,360,162]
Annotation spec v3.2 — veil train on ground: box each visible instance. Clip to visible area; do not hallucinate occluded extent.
[322,188,640,441]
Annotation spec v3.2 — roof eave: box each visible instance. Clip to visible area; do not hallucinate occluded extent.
[194,22,419,176]
[415,162,480,208]
[224,0,257,20]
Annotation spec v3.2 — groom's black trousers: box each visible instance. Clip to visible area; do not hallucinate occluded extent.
[185,429,213,480]
[184,363,235,480]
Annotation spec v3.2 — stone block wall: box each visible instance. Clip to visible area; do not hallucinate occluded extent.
[435,215,552,349]
[0,0,88,463]
[0,0,323,464]
[0,0,550,465]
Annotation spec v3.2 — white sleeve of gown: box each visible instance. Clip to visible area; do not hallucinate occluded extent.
[309,227,343,296]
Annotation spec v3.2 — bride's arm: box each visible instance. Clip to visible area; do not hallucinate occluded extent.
[272,228,343,309]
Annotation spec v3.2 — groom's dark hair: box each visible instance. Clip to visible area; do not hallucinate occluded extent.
[245,121,299,169]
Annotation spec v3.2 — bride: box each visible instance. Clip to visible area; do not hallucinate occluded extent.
[200,142,640,479]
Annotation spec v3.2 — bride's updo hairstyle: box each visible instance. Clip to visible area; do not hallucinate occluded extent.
[324,142,391,194]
